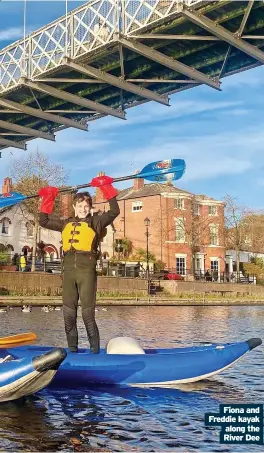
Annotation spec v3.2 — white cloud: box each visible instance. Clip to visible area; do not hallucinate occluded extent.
[85,125,264,184]
[91,99,242,131]
[0,27,25,42]
[0,26,36,43]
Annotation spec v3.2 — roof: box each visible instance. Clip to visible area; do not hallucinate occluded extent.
[0,206,14,216]
[92,180,222,203]
[196,194,219,202]
[117,182,191,201]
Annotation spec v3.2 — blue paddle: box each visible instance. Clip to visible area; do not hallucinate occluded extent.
[0,158,186,209]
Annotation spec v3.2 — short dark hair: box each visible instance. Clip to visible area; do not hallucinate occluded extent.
[72,191,92,208]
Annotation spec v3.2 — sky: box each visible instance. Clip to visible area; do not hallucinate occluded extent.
[1,1,264,208]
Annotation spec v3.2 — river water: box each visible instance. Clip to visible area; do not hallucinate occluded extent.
[0,305,263,452]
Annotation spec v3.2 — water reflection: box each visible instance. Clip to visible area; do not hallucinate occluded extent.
[0,306,263,452]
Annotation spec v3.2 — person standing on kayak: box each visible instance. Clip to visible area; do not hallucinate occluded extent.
[38,175,120,354]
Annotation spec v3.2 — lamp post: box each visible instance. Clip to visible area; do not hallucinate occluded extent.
[144,217,151,285]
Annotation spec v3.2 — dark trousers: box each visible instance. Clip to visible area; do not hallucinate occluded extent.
[62,257,100,353]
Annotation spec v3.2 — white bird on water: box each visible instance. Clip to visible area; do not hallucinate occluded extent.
[22,305,32,313]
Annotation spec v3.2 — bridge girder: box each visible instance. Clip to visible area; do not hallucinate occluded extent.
[117,37,221,91]
[182,7,264,65]
[0,138,26,150]
[63,58,170,106]
[0,120,55,142]
[20,78,126,120]
[0,98,88,132]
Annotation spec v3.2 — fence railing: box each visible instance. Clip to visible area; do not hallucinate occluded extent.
[0,255,258,284]
[0,0,204,93]
[1,253,61,274]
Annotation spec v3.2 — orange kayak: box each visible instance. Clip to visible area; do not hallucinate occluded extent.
[0,332,37,345]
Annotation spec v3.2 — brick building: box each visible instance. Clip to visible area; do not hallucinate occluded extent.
[94,173,226,277]
[35,173,225,276]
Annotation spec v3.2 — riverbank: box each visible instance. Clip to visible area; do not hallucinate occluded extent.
[1,296,264,306]
[1,272,264,300]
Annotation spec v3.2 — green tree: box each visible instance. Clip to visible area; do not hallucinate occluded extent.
[244,257,264,282]
[114,238,133,259]
[131,248,156,262]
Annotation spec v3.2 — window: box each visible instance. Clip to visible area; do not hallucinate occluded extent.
[1,217,10,235]
[26,221,34,238]
[211,260,219,273]
[175,217,185,243]
[194,204,200,216]
[132,201,142,212]
[208,205,217,216]
[176,256,186,275]
[174,198,184,210]
[209,224,219,246]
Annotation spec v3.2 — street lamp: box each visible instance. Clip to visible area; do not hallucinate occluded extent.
[144,217,151,282]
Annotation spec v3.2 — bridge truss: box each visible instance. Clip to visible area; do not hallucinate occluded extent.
[0,0,263,150]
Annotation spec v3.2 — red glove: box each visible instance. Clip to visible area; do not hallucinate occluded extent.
[38,186,59,214]
[90,175,113,187]
[90,175,118,201]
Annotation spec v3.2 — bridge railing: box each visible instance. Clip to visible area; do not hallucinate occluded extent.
[0,0,119,93]
[123,0,202,35]
[0,0,204,93]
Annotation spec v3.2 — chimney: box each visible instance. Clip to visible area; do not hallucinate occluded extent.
[2,177,12,195]
[60,192,73,218]
[95,171,106,203]
[133,170,144,191]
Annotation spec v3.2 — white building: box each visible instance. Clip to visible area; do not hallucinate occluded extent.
[226,249,264,271]
[0,204,61,260]
[0,177,61,260]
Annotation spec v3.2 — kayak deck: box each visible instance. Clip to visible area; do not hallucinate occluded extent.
[0,338,261,387]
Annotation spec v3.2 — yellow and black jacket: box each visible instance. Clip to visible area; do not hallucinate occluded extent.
[39,197,120,268]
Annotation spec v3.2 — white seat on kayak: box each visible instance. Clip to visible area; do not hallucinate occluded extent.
[0,355,12,364]
[106,337,145,355]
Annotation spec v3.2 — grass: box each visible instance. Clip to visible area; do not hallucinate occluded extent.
[1,287,264,301]
[0,287,148,298]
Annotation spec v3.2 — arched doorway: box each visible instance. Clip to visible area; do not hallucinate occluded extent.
[22,245,31,256]
[44,245,59,261]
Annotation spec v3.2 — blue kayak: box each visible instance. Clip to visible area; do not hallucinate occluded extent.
[0,348,66,402]
[0,337,261,388]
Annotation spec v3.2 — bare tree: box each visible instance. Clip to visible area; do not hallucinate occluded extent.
[241,212,264,255]
[225,195,264,276]
[224,195,249,274]
[10,149,68,271]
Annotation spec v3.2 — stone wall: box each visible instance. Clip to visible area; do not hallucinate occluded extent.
[161,280,264,295]
[0,272,263,296]
[0,272,148,296]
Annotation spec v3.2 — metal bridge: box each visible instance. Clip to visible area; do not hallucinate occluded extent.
[0,0,264,151]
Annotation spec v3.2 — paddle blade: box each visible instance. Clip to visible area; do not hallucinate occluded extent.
[0,332,37,345]
[137,159,186,182]
[0,192,27,209]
